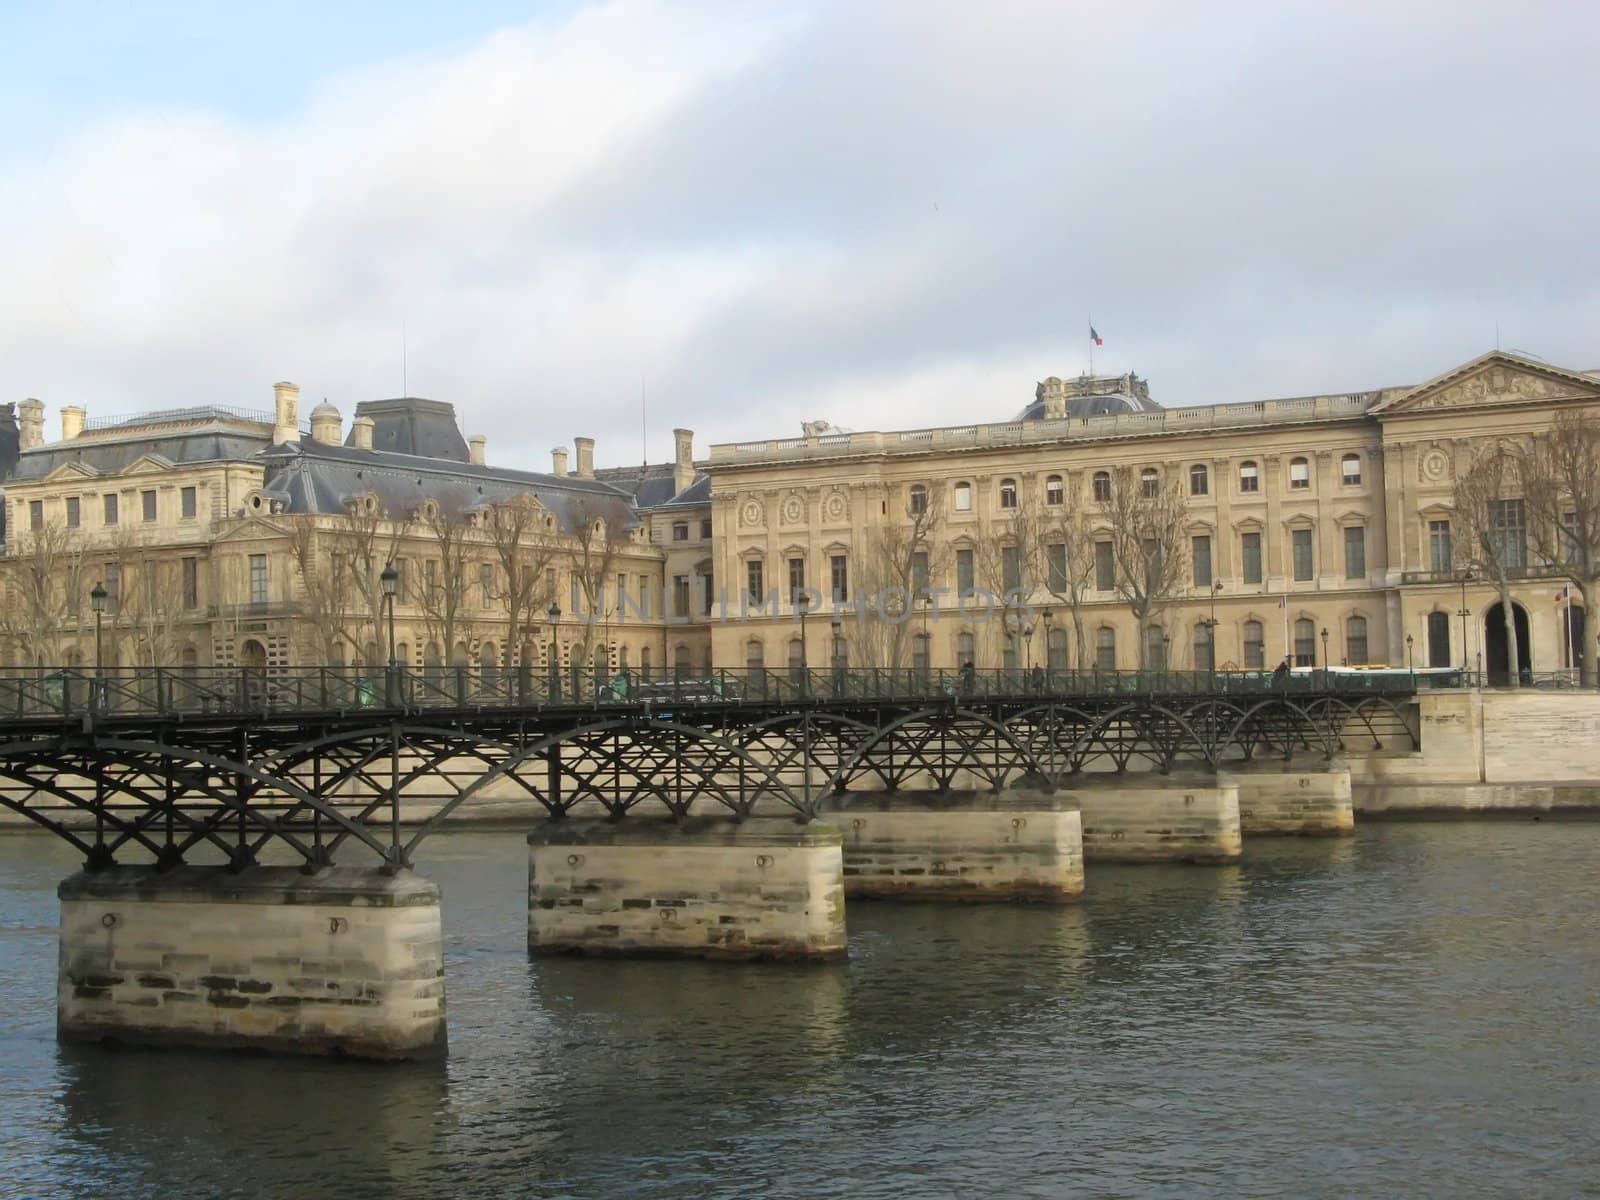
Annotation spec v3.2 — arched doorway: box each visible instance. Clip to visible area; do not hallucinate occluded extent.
[240,639,267,669]
[1484,602,1531,686]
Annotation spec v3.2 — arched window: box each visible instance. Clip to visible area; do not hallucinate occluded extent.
[618,645,629,670]
[745,639,763,671]
[1294,618,1316,667]
[1346,616,1369,665]
[1047,627,1067,671]
[909,484,928,515]
[1239,461,1259,493]
[674,644,691,673]
[787,637,805,682]
[957,631,976,667]
[1243,620,1265,669]
[831,633,848,669]
[953,481,973,512]
[1092,471,1111,502]
[1341,454,1362,486]
[1144,624,1167,670]
[1095,626,1116,670]
[1189,464,1209,496]
[1140,467,1159,498]
[480,641,498,684]
[180,645,198,668]
[999,479,1017,509]
[640,645,652,673]
[1045,475,1064,506]
[912,633,931,674]
[396,642,409,668]
[1289,457,1311,489]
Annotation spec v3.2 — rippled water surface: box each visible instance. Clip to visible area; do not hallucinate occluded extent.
[2,824,1598,1198]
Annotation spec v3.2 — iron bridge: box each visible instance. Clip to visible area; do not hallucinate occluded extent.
[0,666,1426,872]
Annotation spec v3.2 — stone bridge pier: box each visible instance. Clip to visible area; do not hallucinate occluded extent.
[57,866,446,1060]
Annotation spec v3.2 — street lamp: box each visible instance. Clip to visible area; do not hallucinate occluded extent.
[1041,607,1054,675]
[830,614,844,695]
[380,562,398,704]
[90,581,107,709]
[547,602,561,698]
[797,591,811,696]
[1406,633,1414,672]
[1458,568,1475,676]
[1161,633,1171,678]
[1203,579,1223,686]
[1320,627,1330,679]
[1022,623,1035,671]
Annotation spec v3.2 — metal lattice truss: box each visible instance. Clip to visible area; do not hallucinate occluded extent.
[0,693,1416,869]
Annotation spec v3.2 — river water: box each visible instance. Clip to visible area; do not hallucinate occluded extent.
[1,823,1597,1199]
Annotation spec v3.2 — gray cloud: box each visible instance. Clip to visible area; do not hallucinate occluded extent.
[3,0,1597,466]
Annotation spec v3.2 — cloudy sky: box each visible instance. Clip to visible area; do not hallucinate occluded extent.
[3,1,1597,468]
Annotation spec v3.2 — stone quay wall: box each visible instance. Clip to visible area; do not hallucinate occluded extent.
[1223,760,1354,835]
[1062,777,1243,863]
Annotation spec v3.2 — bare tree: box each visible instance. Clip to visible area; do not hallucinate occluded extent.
[286,521,360,664]
[974,494,1044,669]
[1520,407,1600,686]
[0,521,87,665]
[107,533,190,668]
[1449,442,1525,686]
[330,496,411,666]
[483,495,560,673]
[1036,503,1098,670]
[846,483,949,669]
[413,505,474,668]
[564,493,634,674]
[1097,465,1189,668]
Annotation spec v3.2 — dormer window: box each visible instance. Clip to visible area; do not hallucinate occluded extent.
[1045,475,1064,506]
[1342,453,1362,486]
[1290,457,1311,489]
[999,478,1017,509]
[1239,461,1259,493]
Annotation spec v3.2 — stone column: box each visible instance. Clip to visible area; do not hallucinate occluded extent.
[1222,759,1354,835]
[58,866,445,1060]
[528,817,846,960]
[1062,776,1243,863]
[824,789,1083,902]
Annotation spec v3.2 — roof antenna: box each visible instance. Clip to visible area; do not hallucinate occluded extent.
[641,375,648,468]
[402,319,408,398]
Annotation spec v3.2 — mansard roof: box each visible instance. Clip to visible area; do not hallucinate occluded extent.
[259,441,639,535]
[347,398,471,461]
[8,422,274,482]
[594,462,711,508]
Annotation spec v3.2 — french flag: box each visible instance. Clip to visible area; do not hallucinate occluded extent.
[1089,325,1103,346]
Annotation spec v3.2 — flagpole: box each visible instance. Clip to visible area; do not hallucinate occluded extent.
[1568,588,1576,677]
[1088,314,1094,376]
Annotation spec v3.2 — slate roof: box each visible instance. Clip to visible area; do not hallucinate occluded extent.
[1012,392,1149,422]
[0,403,18,485]
[261,441,639,535]
[594,463,711,509]
[348,398,470,461]
[8,422,274,482]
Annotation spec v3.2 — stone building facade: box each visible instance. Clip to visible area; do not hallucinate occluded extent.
[703,352,1600,679]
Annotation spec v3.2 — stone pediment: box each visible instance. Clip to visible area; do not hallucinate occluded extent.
[119,454,178,477]
[1370,351,1600,417]
[213,515,289,543]
[41,460,102,483]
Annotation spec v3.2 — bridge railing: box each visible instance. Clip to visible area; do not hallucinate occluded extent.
[0,664,1448,722]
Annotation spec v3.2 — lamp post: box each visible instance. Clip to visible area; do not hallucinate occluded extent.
[1022,623,1034,672]
[1458,568,1475,676]
[1161,633,1171,682]
[547,602,561,699]
[1202,579,1223,688]
[380,562,398,705]
[1320,627,1330,682]
[798,592,810,697]
[90,581,106,711]
[1406,633,1414,672]
[1042,607,1054,676]
[830,614,844,696]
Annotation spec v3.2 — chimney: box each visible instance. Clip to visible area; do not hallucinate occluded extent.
[574,436,594,479]
[1037,377,1066,421]
[672,428,695,495]
[469,434,486,466]
[551,446,569,476]
[60,405,86,440]
[309,402,342,446]
[350,415,374,450]
[17,399,44,450]
[272,381,301,445]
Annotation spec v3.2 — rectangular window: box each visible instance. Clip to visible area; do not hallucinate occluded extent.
[1562,511,1579,565]
[66,496,80,528]
[1490,499,1526,569]
[672,522,688,542]
[1429,520,1452,574]
[423,559,437,598]
[639,574,651,618]
[28,500,42,530]
[788,557,805,605]
[1001,545,1021,592]
[480,562,494,607]
[141,490,157,522]
[1242,532,1262,584]
[956,548,975,597]
[673,575,690,618]
[1289,460,1310,490]
[911,551,930,597]
[1243,621,1265,669]
[181,557,198,610]
[1095,627,1116,670]
[746,560,765,604]
[1292,528,1313,581]
[181,486,197,520]
[103,494,118,526]
[1343,526,1366,579]
[1239,463,1259,493]
[701,519,713,539]
[1094,541,1114,591]
[830,555,848,603]
[702,569,714,616]
[1046,543,1067,593]
[954,482,972,512]
[248,554,268,604]
[103,563,120,615]
[1191,535,1212,588]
